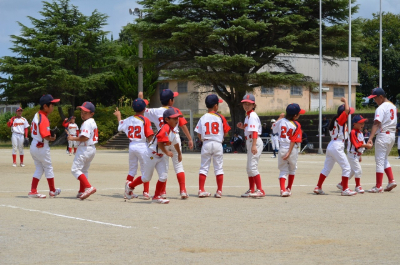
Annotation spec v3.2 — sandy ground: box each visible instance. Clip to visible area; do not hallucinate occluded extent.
[1,148,400,265]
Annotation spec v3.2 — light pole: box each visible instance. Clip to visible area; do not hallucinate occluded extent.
[348,0,352,132]
[379,0,382,88]
[318,0,323,154]
[129,8,143,93]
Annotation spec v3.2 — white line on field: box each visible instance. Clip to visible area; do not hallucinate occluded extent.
[0,204,132,229]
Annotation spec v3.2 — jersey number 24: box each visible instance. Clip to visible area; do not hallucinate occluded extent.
[280,126,293,138]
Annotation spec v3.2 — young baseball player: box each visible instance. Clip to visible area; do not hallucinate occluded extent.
[336,115,372,193]
[114,99,154,200]
[195,94,231,198]
[367,88,397,193]
[395,118,400,159]
[237,94,265,198]
[63,116,79,156]
[139,89,192,199]
[7,107,29,167]
[124,108,183,204]
[314,97,355,196]
[67,102,98,200]
[272,104,305,197]
[28,94,61,198]
[270,118,279,158]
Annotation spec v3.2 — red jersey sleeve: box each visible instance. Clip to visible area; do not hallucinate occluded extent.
[39,115,51,138]
[336,111,348,126]
[62,120,69,128]
[157,124,171,143]
[144,117,154,138]
[7,117,15,127]
[221,115,231,134]
[289,122,302,143]
[350,130,363,149]
[174,108,188,127]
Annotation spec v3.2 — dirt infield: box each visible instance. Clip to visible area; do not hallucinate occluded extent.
[1,149,400,264]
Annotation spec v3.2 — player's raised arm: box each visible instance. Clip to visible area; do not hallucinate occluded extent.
[113,107,122,122]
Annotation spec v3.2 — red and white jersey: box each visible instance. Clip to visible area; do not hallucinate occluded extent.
[118,115,154,143]
[374,101,397,134]
[329,111,349,140]
[148,124,179,155]
[347,129,365,154]
[67,123,79,136]
[31,111,51,143]
[144,106,187,132]
[272,118,302,149]
[79,118,98,146]
[8,116,29,134]
[195,112,231,143]
[244,110,262,138]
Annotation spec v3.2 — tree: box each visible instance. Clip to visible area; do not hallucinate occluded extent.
[358,12,400,102]
[131,0,360,129]
[0,0,116,118]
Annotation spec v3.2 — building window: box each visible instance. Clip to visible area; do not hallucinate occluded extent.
[159,82,169,90]
[334,87,345,97]
[290,86,302,96]
[177,82,188,93]
[261,86,274,95]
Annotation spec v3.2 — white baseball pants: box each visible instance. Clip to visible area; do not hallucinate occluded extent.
[141,148,168,183]
[271,135,279,150]
[30,139,54,180]
[246,137,263,177]
[375,133,395,173]
[347,152,362,179]
[278,146,299,179]
[68,139,78,149]
[12,133,24,155]
[127,142,146,177]
[397,136,400,149]
[321,140,351,177]
[71,145,96,179]
[199,140,224,176]
[163,134,184,174]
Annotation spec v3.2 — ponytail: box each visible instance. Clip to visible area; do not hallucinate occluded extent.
[328,115,338,131]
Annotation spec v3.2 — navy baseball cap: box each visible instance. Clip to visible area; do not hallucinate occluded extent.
[16,107,23,112]
[69,116,76,120]
[205,94,223,108]
[352,115,368,124]
[368,87,386,99]
[132,98,147,112]
[77,102,95,113]
[163,108,183,121]
[40,94,60,105]
[286,103,306,115]
[160,89,178,102]
[337,104,355,115]
[241,94,255,103]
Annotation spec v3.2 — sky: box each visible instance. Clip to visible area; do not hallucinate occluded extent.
[0,0,399,58]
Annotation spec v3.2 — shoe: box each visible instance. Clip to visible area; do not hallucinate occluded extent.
[395,156,400,159]
[12,163,16,167]
[214,190,222,198]
[368,186,383,193]
[124,182,138,200]
[180,191,189,199]
[341,188,357,196]
[271,155,276,158]
[66,150,69,154]
[69,153,72,156]
[152,196,170,204]
[313,186,325,195]
[143,192,151,200]
[249,189,265,198]
[336,183,343,191]
[241,189,252,198]
[280,189,290,197]
[80,187,96,200]
[198,190,211,198]
[73,153,76,155]
[20,163,25,167]
[355,186,365,194]
[28,192,46,198]
[384,181,397,192]
[76,192,83,198]
[49,188,61,198]
[286,188,292,196]
[160,192,167,199]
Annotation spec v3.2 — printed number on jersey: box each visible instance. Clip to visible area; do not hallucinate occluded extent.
[128,126,141,139]
[93,128,99,141]
[32,122,38,135]
[205,122,219,135]
[390,109,395,120]
[280,126,293,138]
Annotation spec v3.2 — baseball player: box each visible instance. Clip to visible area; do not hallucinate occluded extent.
[272,104,305,197]
[195,94,231,198]
[270,118,279,158]
[7,107,29,167]
[67,102,98,200]
[28,94,61,198]
[124,108,183,204]
[396,118,400,159]
[139,90,192,199]
[237,94,265,198]
[63,116,79,156]
[314,97,356,196]
[366,88,397,193]
[336,115,372,193]
[114,99,154,200]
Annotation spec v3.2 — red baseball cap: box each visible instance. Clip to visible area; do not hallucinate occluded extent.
[16,107,23,112]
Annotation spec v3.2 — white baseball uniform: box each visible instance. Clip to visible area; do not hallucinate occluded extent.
[320,111,351,177]
[270,123,279,151]
[9,116,29,155]
[71,118,98,179]
[195,112,231,176]
[347,129,365,179]
[396,122,400,149]
[30,111,54,180]
[118,115,154,177]
[140,124,179,183]
[272,118,302,179]
[244,110,263,177]
[67,122,79,148]
[373,101,397,173]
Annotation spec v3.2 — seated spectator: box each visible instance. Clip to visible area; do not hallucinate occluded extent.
[261,123,270,137]
[318,116,329,136]
[230,133,243,153]
[301,132,308,149]
[363,128,370,138]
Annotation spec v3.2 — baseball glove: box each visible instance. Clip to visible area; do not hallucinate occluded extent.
[50,126,60,137]
[23,137,30,147]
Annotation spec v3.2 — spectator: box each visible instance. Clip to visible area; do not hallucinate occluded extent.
[301,131,308,149]
[230,133,243,153]
[363,128,370,142]
[317,116,329,136]
[261,123,270,137]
